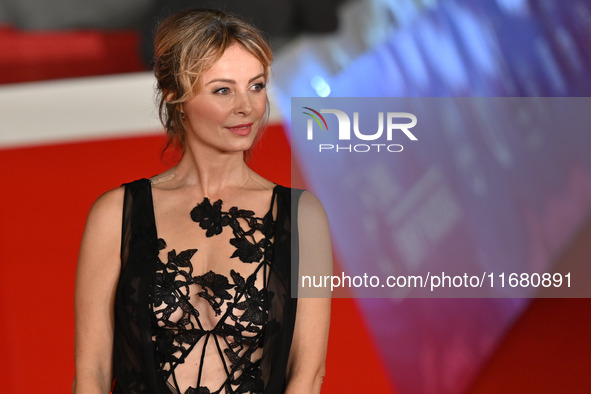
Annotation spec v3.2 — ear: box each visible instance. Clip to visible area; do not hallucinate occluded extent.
[164,90,176,103]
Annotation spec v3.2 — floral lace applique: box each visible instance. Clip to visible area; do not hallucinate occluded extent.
[151,196,275,394]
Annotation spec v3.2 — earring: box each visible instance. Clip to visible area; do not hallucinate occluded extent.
[181,112,185,121]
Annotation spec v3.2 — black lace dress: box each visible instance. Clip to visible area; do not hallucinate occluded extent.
[112,179,301,394]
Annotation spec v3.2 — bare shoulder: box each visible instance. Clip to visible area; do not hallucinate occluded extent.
[297,190,329,219]
[91,186,125,212]
[85,186,125,230]
[76,186,124,309]
[79,186,125,264]
[296,190,332,282]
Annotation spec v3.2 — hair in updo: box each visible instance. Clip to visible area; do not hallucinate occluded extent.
[153,8,273,151]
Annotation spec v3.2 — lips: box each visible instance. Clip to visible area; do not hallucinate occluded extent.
[226,123,253,136]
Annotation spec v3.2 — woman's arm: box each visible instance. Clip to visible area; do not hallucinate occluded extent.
[285,191,333,393]
[72,188,123,394]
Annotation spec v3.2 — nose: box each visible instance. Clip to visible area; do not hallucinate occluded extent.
[234,91,253,116]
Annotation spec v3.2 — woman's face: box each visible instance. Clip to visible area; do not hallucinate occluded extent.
[182,44,267,155]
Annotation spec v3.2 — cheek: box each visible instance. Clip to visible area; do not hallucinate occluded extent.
[190,101,231,123]
[253,95,268,117]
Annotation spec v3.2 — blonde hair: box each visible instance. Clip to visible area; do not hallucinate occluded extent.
[153,8,273,152]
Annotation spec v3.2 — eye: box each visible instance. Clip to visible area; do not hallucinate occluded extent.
[213,87,230,95]
[251,82,266,92]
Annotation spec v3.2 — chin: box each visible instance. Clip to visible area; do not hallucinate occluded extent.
[225,141,256,155]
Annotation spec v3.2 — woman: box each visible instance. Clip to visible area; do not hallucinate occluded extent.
[73,8,331,394]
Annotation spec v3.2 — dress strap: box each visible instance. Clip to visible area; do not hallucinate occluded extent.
[268,184,279,217]
[114,178,165,394]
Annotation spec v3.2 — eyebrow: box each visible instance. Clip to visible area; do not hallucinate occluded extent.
[205,73,266,85]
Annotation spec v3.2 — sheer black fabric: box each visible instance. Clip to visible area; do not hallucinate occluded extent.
[113,179,301,394]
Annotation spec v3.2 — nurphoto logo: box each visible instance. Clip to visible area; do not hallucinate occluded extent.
[302,107,418,153]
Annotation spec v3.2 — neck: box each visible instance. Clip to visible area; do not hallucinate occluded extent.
[172,144,251,196]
